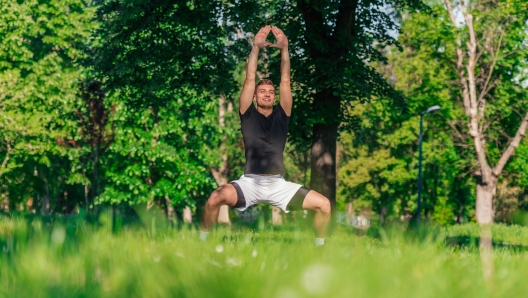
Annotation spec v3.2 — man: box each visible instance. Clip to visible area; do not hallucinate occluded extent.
[200,26,331,246]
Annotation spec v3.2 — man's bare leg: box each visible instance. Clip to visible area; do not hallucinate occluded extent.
[302,191,331,246]
[200,184,238,240]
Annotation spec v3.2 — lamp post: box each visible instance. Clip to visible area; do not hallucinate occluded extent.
[416,105,441,226]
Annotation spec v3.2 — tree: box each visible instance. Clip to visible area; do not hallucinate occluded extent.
[91,0,243,219]
[0,0,97,213]
[97,97,217,219]
[211,94,234,224]
[440,0,528,225]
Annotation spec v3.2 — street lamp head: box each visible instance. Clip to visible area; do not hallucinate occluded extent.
[422,105,441,115]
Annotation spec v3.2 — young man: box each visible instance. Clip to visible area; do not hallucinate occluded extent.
[200,26,331,246]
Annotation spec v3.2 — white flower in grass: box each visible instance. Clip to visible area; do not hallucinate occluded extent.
[207,259,222,268]
[226,257,241,267]
[51,226,66,245]
[244,235,252,244]
[252,249,258,257]
[301,263,334,295]
[153,255,161,262]
[276,287,299,298]
[215,245,224,253]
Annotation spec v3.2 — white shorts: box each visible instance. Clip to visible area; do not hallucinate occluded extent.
[230,174,303,213]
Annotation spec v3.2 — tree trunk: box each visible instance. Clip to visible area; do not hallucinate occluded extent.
[36,193,40,214]
[212,94,232,225]
[165,197,176,225]
[476,176,496,225]
[81,162,90,213]
[476,174,496,279]
[56,191,62,214]
[345,202,354,225]
[27,197,33,213]
[84,182,90,212]
[183,206,192,223]
[345,202,354,216]
[299,0,357,215]
[37,168,51,216]
[42,179,50,216]
[479,223,494,285]
[91,141,101,204]
[310,120,339,211]
[1,193,8,212]
[271,206,283,225]
[217,205,230,225]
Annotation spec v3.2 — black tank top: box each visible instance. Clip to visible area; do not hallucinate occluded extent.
[240,103,289,174]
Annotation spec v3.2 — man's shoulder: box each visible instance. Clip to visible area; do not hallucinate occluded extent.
[274,103,289,119]
[240,103,256,118]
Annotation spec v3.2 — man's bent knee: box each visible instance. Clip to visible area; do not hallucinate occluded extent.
[319,198,331,215]
[311,195,331,215]
[302,191,331,214]
[207,184,237,207]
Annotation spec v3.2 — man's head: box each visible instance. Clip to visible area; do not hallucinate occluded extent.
[254,79,276,109]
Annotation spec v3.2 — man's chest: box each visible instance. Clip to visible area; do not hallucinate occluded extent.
[242,116,288,144]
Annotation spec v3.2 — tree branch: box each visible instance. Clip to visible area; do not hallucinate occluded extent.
[445,0,491,182]
[334,0,360,38]
[493,113,528,176]
[447,120,467,142]
[480,115,499,135]
[298,0,331,56]
[444,0,471,118]
[478,30,503,103]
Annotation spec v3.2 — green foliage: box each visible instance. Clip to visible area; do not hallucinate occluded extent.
[92,0,240,108]
[338,99,473,224]
[0,0,98,211]
[98,99,217,209]
[87,0,249,209]
[338,0,528,224]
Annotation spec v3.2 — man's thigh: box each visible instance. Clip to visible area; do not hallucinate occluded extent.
[301,190,329,210]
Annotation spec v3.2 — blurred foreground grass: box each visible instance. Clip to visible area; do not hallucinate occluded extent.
[1,214,528,298]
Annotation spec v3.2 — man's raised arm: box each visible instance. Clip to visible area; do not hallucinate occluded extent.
[240,26,271,114]
[270,26,292,116]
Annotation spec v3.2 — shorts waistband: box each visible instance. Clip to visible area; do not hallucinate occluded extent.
[243,174,283,179]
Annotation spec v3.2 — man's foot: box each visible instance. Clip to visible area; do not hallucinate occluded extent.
[315,238,324,247]
[199,231,209,241]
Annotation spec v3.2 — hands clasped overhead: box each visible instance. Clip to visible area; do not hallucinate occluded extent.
[254,25,288,49]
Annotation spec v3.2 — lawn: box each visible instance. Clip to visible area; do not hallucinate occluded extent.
[1,214,528,297]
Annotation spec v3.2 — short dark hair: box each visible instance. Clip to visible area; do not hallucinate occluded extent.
[255,79,274,94]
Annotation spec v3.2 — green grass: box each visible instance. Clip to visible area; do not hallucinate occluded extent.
[444,223,528,245]
[1,215,528,297]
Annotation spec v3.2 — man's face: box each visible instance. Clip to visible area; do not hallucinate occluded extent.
[254,84,276,109]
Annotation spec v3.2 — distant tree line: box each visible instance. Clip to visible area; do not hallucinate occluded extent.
[0,0,526,226]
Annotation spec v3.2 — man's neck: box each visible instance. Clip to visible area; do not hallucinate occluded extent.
[257,106,273,117]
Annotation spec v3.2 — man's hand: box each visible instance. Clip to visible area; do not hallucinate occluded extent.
[254,26,272,48]
[269,26,288,49]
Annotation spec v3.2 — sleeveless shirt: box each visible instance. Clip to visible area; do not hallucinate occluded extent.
[240,103,289,175]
